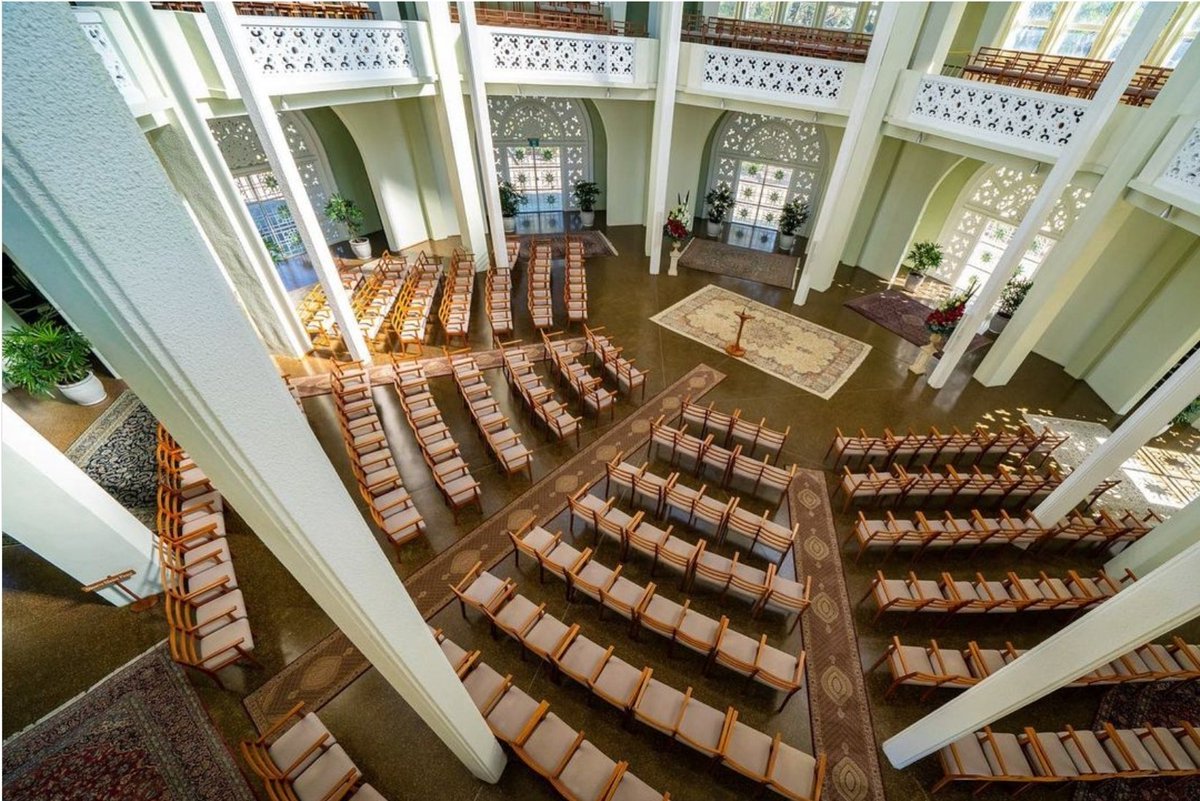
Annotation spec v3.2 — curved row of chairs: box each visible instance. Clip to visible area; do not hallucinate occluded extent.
[871,635,1200,700]
[565,235,588,326]
[825,423,1066,470]
[439,250,474,348]
[862,568,1136,621]
[449,351,533,479]
[934,721,1200,793]
[389,252,441,356]
[650,419,798,504]
[298,269,362,352]
[500,338,582,445]
[392,358,482,520]
[835,463,1089,513]
[583,325,649,403]
[241,703,385,801]
[486,258,513,338]
[432,626,672,801]
[449,567,825,799]
[544,330,616,421]
[156,426,259,687]
[528,239,553,330]
[679,397,789,465]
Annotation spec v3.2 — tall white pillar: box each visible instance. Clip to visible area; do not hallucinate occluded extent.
[203,1,372,363]
[973,36,1200,387]
[644,2,684,275]
[2,3,505,781]
[795,2,924,304]
[2,407,164,606]
[459,1,509,271]
[882,540,1200,768]
[1107,497,1200,578]
[423,1,490,270]
[1034,348,1200,524]
[927,3,1178,388]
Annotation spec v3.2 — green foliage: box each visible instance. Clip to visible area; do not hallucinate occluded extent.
[323,194,365,238]
[262,236,284,263]
[779,199,810,235]
[572,180,601,212]
[704,182,734,223]
[1174,398,1200,427]
[499,180,528,217]
[906,241,943,275]
[998,272,1034,317]
[3,319,94,396]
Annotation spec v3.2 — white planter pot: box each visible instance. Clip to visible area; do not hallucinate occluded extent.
[988,313,1011,335]
[706,220,722,238]
[503,216,517,234]
[580,210,595,227]
[349,238,372,260]
[778,233,796,252]
[57,371,107,406]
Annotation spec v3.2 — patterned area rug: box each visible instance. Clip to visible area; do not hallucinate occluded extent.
[843,290,991,354]
[788,469,886,801]
[3,644,255,801]
[1073,683,1200,801]
[651,285,870,400]
[63,390,157,526]
[243,363,726,732]
[679,237,799,289]
[514,230,618,260]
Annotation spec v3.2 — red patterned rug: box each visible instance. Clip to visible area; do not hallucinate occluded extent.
[2,644,254,801]
[844,290,991,354]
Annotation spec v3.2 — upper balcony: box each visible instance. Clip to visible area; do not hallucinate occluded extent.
[1129,115,1200,219]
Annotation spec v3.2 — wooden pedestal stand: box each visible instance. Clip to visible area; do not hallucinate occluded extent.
[725,307,754,358]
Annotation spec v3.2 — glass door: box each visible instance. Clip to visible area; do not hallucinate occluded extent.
[959,218,1052,290]
[234,171,303,259]
[507,146,564,213]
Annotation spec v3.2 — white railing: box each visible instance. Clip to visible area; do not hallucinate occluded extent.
[698,45,846,104]
[484,28,643,86]
[1160,119,1200,192]
[75,8,157,109]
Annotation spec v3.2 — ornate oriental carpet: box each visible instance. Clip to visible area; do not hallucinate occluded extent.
[651,285,870,400]
[64,390,158,526]
[3,644,255,801]
[678,237,799,289]
[843,290,991,355]
[514,229,618,260]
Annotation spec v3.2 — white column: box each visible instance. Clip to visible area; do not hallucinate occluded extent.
[927,2,1178,388]
[203,1,372,363]
[911,1,966,74]
[795,2,924,304]
[974,35,1200,387]
[459,1,508,271]
[423,2,490,271]
[644,2,683,275]
[2,3,505,780]
[1033,348,1200,524]
[882,540,1200,768]
[2,407,164,606]
[1108,497,1200,578]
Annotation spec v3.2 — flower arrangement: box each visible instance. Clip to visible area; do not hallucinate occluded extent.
[998,272,1034,317]
[663,192,691,242]
[925,278,978,336]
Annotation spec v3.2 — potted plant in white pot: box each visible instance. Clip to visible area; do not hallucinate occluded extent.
[777,198,809,253]
[904,241,943,290]
[704,182,734,238]
[3,319,107,406]
[572,180,600,227]
[499,180,527,234]
[991,272,1033,334]
[324,194,371,259]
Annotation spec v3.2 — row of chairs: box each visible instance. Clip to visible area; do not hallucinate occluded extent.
[825,424,1066,470]
[450,567,825,799]
[432,626,671,801]
[156,426,259,687]
[449,351,533,479]
[392,358,482,520]
[835,463,1084,513]
[934,721,1200,793]
[961,46,1172,107]
[872,635,1200,700]
[583,325,650,403]
[862,568,1137,621]
[500,338,582,446]
[680,397,789,465]
[355,253,406,347]
[506,524,809,708]
[388,252,441,356]
[544,330,616,421]
[650,417,798,504]
[486,258,513,338]
[331,360,425,553]
[564,235,588,325]
[438,250,473,348]
[241,703,384,801]
[298,270,362,352]
[847,507,1161,562]
[528,239,554,330]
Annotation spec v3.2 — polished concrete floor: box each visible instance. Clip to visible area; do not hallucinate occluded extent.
[4,222,1197,800]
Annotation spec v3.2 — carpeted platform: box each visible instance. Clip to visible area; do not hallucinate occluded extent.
[243,362,726,732]
[3,644,255,801]
[844,290,991,355]
[514,229,618,260]
[64,390,158,526]
[651,284,870,400]
[678,237,799,289]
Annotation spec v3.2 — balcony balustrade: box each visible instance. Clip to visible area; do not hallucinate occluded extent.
[957,47,1171,108]
[151,2,377,20]
[680,14,871,63]
[75,7,167,116]
[449,5,645,37]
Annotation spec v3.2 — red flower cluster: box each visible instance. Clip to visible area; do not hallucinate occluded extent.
[663,218,689,242]
[925,303,965,335]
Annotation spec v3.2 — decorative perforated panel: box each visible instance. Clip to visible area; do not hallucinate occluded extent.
[488,32,634,82]
[701,47,845,102]
[911,76,1088,149]
[1161,121,1200,192]
[79,20,145,104]
[242,21,413,79]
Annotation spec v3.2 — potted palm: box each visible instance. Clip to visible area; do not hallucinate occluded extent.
[324,194,371,260]
[991,273,1033,334]
[905,241,943,290]
[3,319,107,405]
[778,198,809,253]
[704,182,734,238]
[499,180,527,234]
[572,180,601,227]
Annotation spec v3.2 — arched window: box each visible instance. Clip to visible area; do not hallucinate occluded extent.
[209,111,342,259]
[707,111,825,236]
[488,96,592,217]
[936,164,1090,289]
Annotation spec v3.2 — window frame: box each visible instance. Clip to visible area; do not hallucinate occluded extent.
[715,1,880,33]
[998,1,1197,66]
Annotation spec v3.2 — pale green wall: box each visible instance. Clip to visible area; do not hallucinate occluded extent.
[844,136,902,268]
[911,157,981,245]
[302,107,382,235]
[949,2,989,66]
[592,98,650,225]
[406,96,459,241]
[666,104,724,218]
